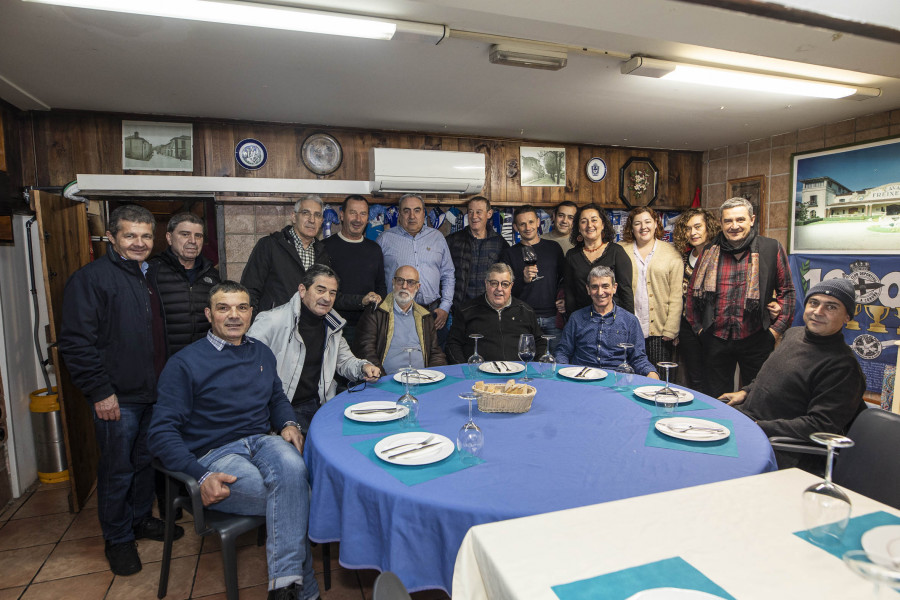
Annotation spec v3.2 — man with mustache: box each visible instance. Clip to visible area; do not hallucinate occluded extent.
[248,264,380,433]
[446,196,509,307]
[354,265,447,375]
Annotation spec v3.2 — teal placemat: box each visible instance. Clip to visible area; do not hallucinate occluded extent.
[370,374,464,396]
[552,556,735,600]
[352,434,484,486]
[628,392,716,414]
[342,402,410,436]
[645,417,739,457]
[793,510,900,559]
[553,372,619,387]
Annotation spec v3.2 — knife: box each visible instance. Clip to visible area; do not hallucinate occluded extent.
[387,441,443,460]
[351,407,401,415]
[575,367,589,378]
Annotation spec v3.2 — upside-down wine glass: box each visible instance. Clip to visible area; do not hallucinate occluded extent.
[653,361,680,418]
[396,368,419,428]
[466,333,484,379]
[537,335,556,378]
[518,333,536,382]
[803,432,855,544]
[612,342,634,385]
[456,392,484,464]
[842,550,900,598]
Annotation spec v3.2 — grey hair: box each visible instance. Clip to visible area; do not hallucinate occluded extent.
[108,204,155,236]
[587,265,615,285]
[486,262,514,283]
[721,197,754,218]
[398,193,425,210]
[293,196,324,212]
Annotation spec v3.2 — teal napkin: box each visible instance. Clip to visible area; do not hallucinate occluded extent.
[793,510,900,559]
[352,434,484,486]
[342,402,409,436]
[645,417,739,458]
[552,556,735,600]
[370,374,463,396]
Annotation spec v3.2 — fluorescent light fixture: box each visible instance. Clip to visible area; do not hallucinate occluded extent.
[621,56,880,100]
[22,0,445,42]
[489,43,567,71]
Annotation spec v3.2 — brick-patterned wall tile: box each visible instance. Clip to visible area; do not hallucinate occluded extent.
[709,146,727,161]
[224,234,257,265]
[771,131,797,147]
[825,133,854,148]
[768,228,788,249]
[225,262,246,283]
[856,126,890,142]
[708,158,727,185]
[770,174,791,205]
[798,125,825,145]
[825,119,855,138]
[770,146,794,176]
[797,139,825,152]
[747,150,770,178]
[705,182,725,207]
[726,158,748,181]
[768,201,790,229]
[748,138,771,153]
[856,112,890,131]
[223,204,255,234]
[256,204,292,235]
[727,142,748,157]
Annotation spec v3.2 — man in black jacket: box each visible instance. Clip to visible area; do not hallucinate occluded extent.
[59,205,182,577]
[149,212,221,356]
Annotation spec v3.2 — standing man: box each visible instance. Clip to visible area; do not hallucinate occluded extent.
[501,205,566,352]
[59,205,181,576]
[322,195,386,345]
[242,196,331,313]
[377,193,455,340]
[541,200,577,254]
[446,196,509,307]
[686,197,795,397]
[248,264,380,433]
[149,212,221,356]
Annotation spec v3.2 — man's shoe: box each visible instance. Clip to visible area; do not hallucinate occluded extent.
[267,583,301,600]
[134,516,184,542]
[105,540,142,576]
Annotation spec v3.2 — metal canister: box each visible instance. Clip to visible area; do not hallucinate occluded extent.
[29,388,69,484]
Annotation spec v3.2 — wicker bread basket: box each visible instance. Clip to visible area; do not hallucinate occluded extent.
[472,380,536,413]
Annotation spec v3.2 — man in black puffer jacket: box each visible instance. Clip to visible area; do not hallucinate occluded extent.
[149,212,221,357]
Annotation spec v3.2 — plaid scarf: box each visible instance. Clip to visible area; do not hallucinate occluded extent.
[690,231,761,315]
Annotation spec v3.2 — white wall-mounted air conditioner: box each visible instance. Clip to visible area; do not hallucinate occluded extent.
[369,148,485,194]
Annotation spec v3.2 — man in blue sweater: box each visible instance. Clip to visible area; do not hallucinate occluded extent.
[148,281,317,600]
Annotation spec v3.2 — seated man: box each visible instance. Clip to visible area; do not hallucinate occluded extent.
[354,265,447,375]
[446,262,546,363]
[721,278,865,468]
[556,266,659,378]
[249,264,380,433]
[148,281,317,600]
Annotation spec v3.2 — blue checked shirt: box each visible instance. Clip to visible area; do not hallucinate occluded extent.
[377,226,455,314]
[555,304,656,376]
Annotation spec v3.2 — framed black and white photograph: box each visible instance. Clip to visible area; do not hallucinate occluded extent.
[520,147,566,187]
[790,136,900,254]
[122,120,193,172]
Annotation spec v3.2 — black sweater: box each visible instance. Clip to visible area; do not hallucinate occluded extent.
[500,239,565,318]
[446,295,546,363]
[564,243,635,314]
[322,234,387,325]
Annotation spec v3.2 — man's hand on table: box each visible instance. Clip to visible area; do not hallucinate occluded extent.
[719,390,748,406]
[362,363,381,382]
[647,372,660,380]
[200,472,236,506]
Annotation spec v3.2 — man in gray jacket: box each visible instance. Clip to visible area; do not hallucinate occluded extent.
[249,264,380,432]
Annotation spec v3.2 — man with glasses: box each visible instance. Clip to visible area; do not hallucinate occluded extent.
[354,265,447,375]
[242,196,332,313]
[446,263,545,363]
[446,196,509,306]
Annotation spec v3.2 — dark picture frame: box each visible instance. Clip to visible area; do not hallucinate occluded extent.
[728,175,767,236]
[619,157,659,208]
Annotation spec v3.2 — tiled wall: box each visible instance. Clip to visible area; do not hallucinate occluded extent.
[222,203,295,282]
[700,109,900,248]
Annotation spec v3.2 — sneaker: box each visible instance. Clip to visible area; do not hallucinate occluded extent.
[105,540,142,576]
[268,583,301,600]
[134,516,184,542]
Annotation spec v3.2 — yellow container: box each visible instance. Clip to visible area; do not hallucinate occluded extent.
[29,388,69,484]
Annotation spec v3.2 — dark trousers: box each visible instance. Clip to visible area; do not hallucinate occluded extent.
[644,336,673,372]
[293,398,320,435]
[703,328,776,398]
[93,402,155,544]
[677,317,707,394]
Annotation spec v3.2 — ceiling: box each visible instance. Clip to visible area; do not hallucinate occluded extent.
[1,0,899,151]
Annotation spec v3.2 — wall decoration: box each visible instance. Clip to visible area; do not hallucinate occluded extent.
[727,174,767,236]
[585,157,607,182]
[618,157,659,208]
[235,138,268,170]
[520,147,566,187]
[506,158,519,179]
[301,133,343,176]
[790,136,900,254]
[122,120,193,172]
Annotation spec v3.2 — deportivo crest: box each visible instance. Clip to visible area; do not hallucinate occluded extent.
[851,333,881,360]
[848,260,883,304]
[203,276,214,284]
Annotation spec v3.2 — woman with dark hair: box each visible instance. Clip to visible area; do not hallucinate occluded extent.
[620,206,683,366]
[563,203,634,315]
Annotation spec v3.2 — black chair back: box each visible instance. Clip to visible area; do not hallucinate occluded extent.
[834,408,900,509]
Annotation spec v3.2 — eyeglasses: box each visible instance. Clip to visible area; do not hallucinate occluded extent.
[486,280,512,289]
[296,209,324,221]
[393,277,419,287]
[348,380,367,393]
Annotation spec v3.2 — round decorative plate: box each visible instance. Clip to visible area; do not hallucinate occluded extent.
[585,157,607,182]
[235,138,267,170]
[301,133,343,175]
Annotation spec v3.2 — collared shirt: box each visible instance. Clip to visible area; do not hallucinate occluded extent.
[382,301,425,374]
[555,304,656,376]
[632,241,656,338]
[287,227,316,269]
[119,254,149,277]
[206,329,251,351]
[378,225,455,314]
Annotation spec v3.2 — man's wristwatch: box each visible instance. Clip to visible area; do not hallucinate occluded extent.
[283,421,301,432]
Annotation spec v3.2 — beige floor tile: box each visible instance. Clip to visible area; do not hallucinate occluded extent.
[82,488,98,509]
[0,586,26,600]
[193,544,268,596]
[0,492,34,522]
[0,512,75,551]
[61,506,103,541]
[33,535,110,582]
[138,526,204,563]
[106,554,197,600]
[11,488,71,520]
[192,582,268,599]
[34,481,71,493]
[0,544,56,588]
[20,571,113,600]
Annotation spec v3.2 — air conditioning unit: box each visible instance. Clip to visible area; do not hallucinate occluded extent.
[370,148,485,195]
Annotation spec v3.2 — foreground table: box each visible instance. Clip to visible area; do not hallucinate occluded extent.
[305,365,777,593]
[454,468,895,599]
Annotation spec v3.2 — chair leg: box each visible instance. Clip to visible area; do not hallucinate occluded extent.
[220,531,241,600]
[157,475,176,599]
[322,542,331,591]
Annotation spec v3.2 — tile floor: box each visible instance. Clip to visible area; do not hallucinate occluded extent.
[0,482,450,600]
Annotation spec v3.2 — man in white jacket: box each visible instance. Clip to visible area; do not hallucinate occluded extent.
[249,264,380,432]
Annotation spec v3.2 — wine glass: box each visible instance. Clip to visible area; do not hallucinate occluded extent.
[537,336,556,378]
[396,368,419,428]
[466,333,484,379]
[518,334,536,382]
[843,550,900,598]
[653,361,680,418]
[456,392,484,464]
[802,432,855,544]
[522,245,543,281]
[612,342,634,385]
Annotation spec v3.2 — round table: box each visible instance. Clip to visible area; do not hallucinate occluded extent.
[304,365,777,594]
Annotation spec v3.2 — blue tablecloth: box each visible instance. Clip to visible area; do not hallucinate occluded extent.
[305,365,777,594]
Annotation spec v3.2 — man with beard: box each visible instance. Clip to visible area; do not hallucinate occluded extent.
[248,264,380,433]
[686,197,795,397]
[446,196,509,306]
[354,265,447,375]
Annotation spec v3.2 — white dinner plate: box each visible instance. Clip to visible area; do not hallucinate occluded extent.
[655,417,730,442]
[344,401,408,423]
[557,366,608,381]
[391,369,446,384]
[478,361,525,374]
[634,385,694,404]
[626,589,726,600]
[861,525,900,567]
[374,432,455,466]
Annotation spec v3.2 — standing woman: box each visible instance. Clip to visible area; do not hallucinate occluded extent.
[564,203,634,315]
[672,208,720,392]
[620,207,683,367]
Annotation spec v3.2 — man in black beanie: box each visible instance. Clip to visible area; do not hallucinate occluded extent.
[720,277,865,468]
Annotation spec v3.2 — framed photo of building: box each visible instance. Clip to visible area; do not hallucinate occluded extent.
[728,175,767,236]
[520,147,566,187]
[122,120,193,172]
[790,136,900,254]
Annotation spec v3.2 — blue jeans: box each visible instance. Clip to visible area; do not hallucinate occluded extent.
[536,316,562,354]
[199,434,318,597]
[93,402,155,545]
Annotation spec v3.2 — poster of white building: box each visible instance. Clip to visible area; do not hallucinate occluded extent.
[791,136,900,254]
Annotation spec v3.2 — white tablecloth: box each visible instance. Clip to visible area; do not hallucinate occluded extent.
[453,469,896,599]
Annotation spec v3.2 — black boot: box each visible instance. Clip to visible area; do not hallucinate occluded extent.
[105,540,142,576]
[134,516,184,541]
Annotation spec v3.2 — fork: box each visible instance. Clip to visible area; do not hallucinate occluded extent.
[381,434,436,454]
[667,424,724,434]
